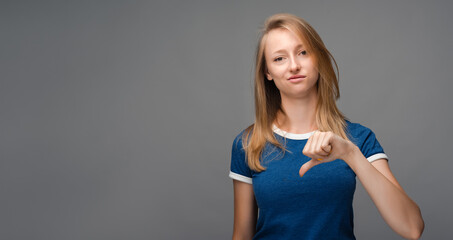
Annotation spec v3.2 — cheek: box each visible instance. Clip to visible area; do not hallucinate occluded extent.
[304,61,318,76]
[303,57,315,68]
[268,65,286,78]
[309,59,319,74]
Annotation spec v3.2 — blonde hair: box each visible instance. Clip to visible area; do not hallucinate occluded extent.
[243,13,350,172]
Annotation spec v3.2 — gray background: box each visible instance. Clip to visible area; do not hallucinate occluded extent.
[1,0,452,239]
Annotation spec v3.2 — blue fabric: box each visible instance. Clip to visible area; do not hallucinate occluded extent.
[229,120,387,240]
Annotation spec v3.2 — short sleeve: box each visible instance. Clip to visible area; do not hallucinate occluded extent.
[359,128,389,163]
[229,133,253,184]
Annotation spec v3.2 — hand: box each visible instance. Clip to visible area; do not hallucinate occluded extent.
[299,130,357,177]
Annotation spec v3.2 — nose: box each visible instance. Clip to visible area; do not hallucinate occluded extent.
[289,56,301,72]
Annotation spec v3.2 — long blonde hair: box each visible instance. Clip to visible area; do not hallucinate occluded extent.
[243,13,350,172]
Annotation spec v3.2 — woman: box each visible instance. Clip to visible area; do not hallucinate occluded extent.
[229,13,424,240]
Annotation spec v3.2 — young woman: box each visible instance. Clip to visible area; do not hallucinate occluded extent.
[229,13,424,240]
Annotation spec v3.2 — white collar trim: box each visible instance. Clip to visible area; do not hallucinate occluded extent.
[272,124,316,140]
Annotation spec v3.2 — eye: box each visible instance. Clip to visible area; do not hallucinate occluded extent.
[273,57,283,62]
[299,50,307,55]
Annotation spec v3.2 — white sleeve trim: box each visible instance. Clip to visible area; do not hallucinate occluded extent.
[229,171,252,184]
[367,153,388,163]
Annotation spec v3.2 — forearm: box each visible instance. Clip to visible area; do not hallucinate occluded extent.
[232,218,256,240]
[345,146,424,239]
[232,180,257,240]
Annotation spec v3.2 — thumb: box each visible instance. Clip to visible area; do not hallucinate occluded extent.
[299,159,321,178]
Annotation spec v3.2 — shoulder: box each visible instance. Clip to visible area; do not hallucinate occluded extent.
[345,119,373,136]
[345,119,378,145]
[232,124,254,150]
[345,119,387,161]
[232,124,254,144]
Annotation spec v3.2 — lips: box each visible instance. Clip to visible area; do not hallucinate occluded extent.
[288,75,306,80]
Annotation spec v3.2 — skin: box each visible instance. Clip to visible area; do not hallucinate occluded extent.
[265,28,319,134]
[232,28,424,240]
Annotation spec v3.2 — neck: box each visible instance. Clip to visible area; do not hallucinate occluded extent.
[275,90,318,134]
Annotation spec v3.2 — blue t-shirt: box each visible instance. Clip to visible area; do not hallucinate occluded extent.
[229,120,388,240]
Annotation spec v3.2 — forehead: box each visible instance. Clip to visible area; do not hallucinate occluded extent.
[264,28,305,55]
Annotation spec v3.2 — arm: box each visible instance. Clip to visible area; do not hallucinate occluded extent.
[346,150,424,240]
[232,180,258,240]
[299,131,424,240]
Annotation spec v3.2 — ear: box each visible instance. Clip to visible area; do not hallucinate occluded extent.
[265,68,273,81]
[266,73,272,81]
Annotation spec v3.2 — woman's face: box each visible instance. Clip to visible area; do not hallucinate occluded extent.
[264,28,319,99]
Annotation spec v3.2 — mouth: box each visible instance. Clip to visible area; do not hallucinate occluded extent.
[288,75,306,81]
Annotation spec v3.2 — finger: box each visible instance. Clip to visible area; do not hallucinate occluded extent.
[310,130,322,156]
[310,130,319,151]
[310,131,329,160]
[299,159,321,177]
[316,132,330,156]
[302,131,315,157]
[321,132,333,153]
[321,144,332,154]
[320,134,333,159]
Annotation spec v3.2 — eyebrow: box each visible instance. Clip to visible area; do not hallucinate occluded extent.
[272,44,304,55]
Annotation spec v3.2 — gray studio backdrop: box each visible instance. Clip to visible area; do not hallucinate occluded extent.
[1,0,452,239]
